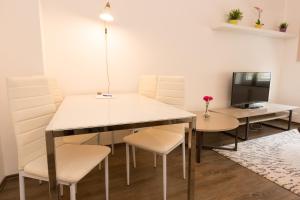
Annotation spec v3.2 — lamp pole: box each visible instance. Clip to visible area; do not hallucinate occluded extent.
[99,1,114,97]
[104,24,110,94]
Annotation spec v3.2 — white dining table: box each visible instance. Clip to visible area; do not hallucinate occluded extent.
[46,93,197,200]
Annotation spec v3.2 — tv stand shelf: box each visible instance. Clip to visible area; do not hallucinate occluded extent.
[239,112,290,125]
[211,103,298,140]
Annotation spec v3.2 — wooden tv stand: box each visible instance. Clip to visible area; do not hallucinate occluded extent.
[211,103,298,140]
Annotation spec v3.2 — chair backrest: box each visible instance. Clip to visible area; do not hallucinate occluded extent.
[138,75,157,99]
[156,76,185,109]
[155,76,185,134]
[7,76,57,170]
[48,78,64,109]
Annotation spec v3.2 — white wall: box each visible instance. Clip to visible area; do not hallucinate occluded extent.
[278,0,300,122]
[40,0,286,111]
[0,0,45,175]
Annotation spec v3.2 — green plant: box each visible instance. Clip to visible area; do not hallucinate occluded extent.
[228,9,243,21]
[280,22,288,29]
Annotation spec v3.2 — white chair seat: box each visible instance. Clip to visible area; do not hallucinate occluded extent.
[62,133,98,144]
[123,128,184,154]
[24,144,110,183]
[125,76,185,200]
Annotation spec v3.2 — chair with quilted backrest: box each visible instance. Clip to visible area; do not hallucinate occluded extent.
[7,76,110,200]
[48,78,117,155]
[138,75,158,98]
[47,78,99,145]
[129,75,158,167]
[123,76,186,200]
[108,75,159,159]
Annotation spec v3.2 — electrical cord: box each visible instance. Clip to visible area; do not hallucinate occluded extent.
[104,26,111,94]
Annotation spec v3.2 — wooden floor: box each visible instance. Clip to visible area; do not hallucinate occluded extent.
[1,121,300,200]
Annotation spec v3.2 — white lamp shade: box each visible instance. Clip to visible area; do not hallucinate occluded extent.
[99,2,114,22]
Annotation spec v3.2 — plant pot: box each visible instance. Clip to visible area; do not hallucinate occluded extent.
[255,24,263,29]
[279,27,287,32]
[229,20,239,25]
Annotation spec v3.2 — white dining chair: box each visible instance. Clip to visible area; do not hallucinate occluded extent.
[48,79,115,156]
[108,75,158,157]
[130,75,158,166]
[138,75,158,98]
[7,76,110,200]
[123,76,186,200]
[47,79,99,145]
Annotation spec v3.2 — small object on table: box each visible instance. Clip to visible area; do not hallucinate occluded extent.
[203,96,214,118]
[194,111,239,163]
[96,91,113,99]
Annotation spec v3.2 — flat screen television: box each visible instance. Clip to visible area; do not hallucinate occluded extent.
[231,72,271,109]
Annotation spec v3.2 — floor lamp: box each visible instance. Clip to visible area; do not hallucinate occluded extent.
[99,0,116,154]
[98,0,114,98]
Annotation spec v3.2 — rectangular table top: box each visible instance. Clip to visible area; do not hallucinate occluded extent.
[46,93,195,132]
[211,103,298,119]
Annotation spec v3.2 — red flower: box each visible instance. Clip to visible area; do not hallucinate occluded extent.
[203,96,213,102]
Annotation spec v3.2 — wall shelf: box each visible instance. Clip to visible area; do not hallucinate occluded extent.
[213,23,297,39]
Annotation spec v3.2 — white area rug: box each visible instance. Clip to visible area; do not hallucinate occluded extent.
[215,129,300,196]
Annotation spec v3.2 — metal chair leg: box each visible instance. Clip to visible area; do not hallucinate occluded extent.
[105,157,109,200]
[126,144,130,185]
[132,146,136,168]
[182,140,186,179]
[98,134,102,170]
[163,155,167,200]
[111,132,115,155]
[70,184,76,200]
[19,173,25,200]
[60,184,64,196]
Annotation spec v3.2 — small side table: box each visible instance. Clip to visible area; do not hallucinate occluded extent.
[194,112,240,163]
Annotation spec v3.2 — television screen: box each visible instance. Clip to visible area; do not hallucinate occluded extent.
[231,72,271,107]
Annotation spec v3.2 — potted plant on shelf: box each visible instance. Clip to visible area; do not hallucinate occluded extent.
[279,22,288,32]
[227,9,243,25]
[254,6,264,28]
